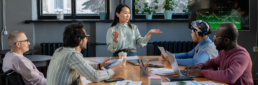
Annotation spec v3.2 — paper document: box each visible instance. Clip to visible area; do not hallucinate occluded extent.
[126,56,139,60]
[150,68,176,75]
[162,81,200,85]
[162,81,224,85]
[198,81,224,85]
[90,58,117,63]
[115,80,142,85]
[80,76,91,85]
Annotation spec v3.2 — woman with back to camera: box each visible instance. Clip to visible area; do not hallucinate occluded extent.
[106,4,162,56]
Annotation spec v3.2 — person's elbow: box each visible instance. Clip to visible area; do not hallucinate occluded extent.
[107,47,116,53]
[226,78,237,84]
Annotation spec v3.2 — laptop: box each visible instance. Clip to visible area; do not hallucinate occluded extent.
[165,51,194,81]
[158,46,168,59]
[165,50,186,76]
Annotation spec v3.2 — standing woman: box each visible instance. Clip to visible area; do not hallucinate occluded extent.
[106,4,162,56]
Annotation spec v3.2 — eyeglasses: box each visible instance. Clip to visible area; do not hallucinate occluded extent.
[85,34,90,39]
[213,35,222,41]
[14,39,29,45]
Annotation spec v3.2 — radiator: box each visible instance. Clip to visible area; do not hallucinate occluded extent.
[40,43,91,57]
[153,41,198,55]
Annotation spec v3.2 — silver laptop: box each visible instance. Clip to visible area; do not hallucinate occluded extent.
[166,51,187,76]
[157,46,168,59]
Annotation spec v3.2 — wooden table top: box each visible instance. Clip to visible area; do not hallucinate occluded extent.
[80,56,228,85]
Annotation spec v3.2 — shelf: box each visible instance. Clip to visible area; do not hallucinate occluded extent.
[25,18,189,24]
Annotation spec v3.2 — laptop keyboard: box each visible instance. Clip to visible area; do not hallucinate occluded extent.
[180,70,186,76]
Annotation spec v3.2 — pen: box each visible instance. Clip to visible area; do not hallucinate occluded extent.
[144,59,149,69]
[138,57,142,66]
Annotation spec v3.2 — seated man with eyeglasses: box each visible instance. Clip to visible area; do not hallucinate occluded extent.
[2,31,46,85]
[185,23,253,85]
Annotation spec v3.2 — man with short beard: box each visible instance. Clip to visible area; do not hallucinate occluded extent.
[46,22,122,85]
[184,23,253,85]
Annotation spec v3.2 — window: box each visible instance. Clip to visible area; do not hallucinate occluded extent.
[38,0,109,19]
[132,0,188,19]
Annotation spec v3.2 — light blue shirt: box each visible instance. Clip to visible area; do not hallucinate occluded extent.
[106,23,151,53]
[174,37,213,66]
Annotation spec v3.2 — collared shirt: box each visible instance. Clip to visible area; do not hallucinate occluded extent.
[46,47,114,85]
[2,52,46,85]
[106,23,151,53]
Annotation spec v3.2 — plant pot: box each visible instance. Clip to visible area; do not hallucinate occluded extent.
[164,10,173,19]
[145,12,153,20]
[56,12,64,20]
[99,12,107,20]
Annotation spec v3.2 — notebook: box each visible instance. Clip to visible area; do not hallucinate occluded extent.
[166,76,193,82]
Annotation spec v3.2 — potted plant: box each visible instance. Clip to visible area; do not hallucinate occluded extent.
[163,0,178,19]
[183,5,190,15]
[55,9,64,20]
[134,0,159,20]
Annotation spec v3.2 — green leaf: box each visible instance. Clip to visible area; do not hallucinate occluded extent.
[153,10,156,14]
[154,0,159,3]
[135,9,139,13]
[154,6,158,10]
[138,5,141,8]
[134,2,137,6]
[136,0,139,1]
[141,11,144,14]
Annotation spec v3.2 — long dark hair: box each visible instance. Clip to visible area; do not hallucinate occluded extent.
[111,4,132,29]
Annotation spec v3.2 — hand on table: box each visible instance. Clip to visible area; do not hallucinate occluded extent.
[185,68,203,77]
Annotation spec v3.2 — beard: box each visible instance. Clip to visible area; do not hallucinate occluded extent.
[216,41,225,51]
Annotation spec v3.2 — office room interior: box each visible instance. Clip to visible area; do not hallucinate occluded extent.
[0,0,258,85]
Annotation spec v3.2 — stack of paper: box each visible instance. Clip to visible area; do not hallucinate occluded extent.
[149,68,176,75]
[149,76,162,85]
[80,76,91,85]
[90,58,117,63]
[162,80,224,85]
[115,80,142,85]
[126,56,139,60]
[198,81,224,85]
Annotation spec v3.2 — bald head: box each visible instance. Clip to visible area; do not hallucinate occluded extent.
[217,23,239,41]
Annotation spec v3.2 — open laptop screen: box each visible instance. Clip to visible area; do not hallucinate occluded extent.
[166,51,182,76]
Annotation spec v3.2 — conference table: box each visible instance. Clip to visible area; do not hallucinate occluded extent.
[79,56,228,85]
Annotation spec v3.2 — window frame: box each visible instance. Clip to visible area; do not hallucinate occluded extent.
[132,0,188,19]
[37,0,110,19]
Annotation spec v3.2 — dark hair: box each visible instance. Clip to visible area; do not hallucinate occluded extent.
[111,4,132,29]
[63,21,87,47]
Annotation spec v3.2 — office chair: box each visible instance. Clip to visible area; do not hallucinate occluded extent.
[0,70,25,85]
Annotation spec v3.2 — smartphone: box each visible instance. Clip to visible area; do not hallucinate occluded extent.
[148,64,164,68]
[104,78,124,83]
[102,57,124,70]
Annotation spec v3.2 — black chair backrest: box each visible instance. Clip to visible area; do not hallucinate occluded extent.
[0,70,25,85]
